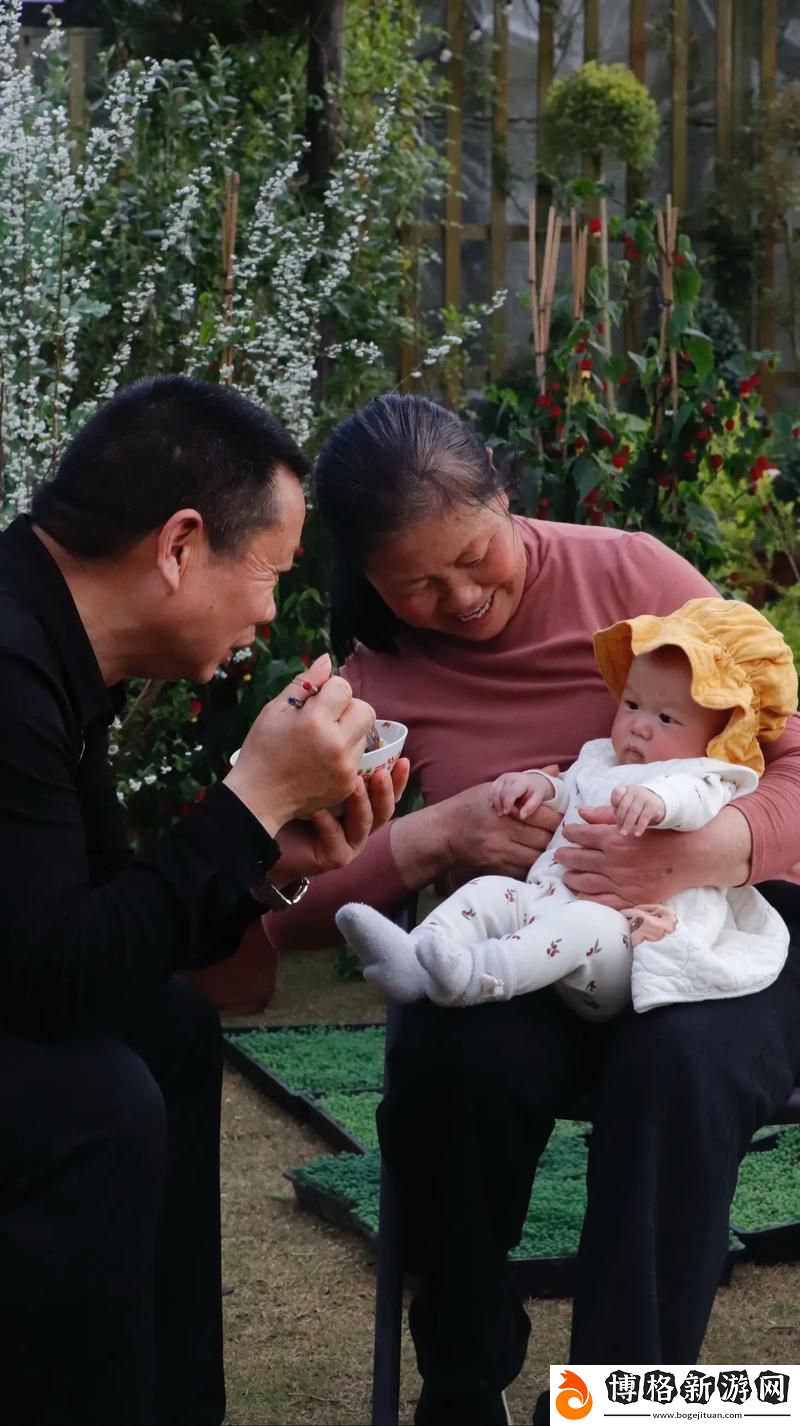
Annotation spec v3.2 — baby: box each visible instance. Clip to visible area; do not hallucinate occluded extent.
[337,598,798,1020]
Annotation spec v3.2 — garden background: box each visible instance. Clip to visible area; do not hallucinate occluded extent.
[3,2,800,1420]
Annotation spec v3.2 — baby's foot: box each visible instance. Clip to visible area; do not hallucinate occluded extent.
[414,930,475,1005]
[415,931,512,1007]
[335,904,428,1002]
[623,903,678,948]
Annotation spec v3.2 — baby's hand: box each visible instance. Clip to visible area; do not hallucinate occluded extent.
[611,784,666,837]
[491,770,553,820]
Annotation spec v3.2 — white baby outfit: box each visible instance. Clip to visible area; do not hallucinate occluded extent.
[413,738,789,1018]
[337,737,790,1020]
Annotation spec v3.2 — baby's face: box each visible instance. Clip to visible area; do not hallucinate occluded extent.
[611,648,730,765]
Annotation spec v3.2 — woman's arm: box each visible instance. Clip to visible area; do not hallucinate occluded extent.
[267,780,563,951]
[555,719,800,906]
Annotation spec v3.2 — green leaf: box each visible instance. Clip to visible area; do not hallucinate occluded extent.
[671,402,695,443]
[572,456,599,500]
[685,500,722,545]
[683,330,713,382]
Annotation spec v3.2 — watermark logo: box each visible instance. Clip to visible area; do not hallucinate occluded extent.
[550,1364,797,1420]
[555,1370,593,1420]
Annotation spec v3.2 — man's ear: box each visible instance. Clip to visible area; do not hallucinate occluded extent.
[156,509,205,593]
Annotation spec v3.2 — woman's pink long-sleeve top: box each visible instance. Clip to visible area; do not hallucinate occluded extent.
[267,518,800,951]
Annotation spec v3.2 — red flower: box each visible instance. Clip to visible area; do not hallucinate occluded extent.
[684,449,698,463]
[588,217,602,236]
[551,404,563,417]
[555,424,565,439]
[579,358,593,373]
[596,322,605,335]
[537,394,550,409]
[596,428,614,447]
[611,446,630,470]
[658,474,673,488]
[696,427,711,442]
[709,453,723,471]
[575,436,588,452]
[673,253,687,267]
[730,572,741,583]
[574,339,587,353]
[550,380,561,393]
[539,497,549,509]
[584,487,598,508]
[725,418,736,431]
[189,698,202,716]
[702,401,715,417]
[619,372,631,385]
[258,624,272,642]
[792,427,800,439]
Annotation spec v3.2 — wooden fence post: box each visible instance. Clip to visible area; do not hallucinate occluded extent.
[489,0,509,377]
[759,0,778,404]
[443,0,464,313]
[671,0,689,213]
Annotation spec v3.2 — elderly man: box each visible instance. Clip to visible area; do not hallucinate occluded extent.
[0,376,407,1426]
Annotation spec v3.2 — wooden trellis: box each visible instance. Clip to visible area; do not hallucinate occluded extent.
[401,0,791,393]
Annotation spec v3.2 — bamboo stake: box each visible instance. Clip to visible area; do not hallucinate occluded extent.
[570,206,578,315]
[536,205,556,386]
[528,199,540,371]
[599,193,615,411]
[220,170,240,382]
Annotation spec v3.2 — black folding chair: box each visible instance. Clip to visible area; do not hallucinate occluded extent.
[368,898,800,1426]
[370,900,416,1426]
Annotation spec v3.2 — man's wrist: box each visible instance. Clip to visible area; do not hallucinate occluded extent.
[222,769,288,840]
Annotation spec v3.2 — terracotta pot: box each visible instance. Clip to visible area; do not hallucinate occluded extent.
[185,917,278,1015]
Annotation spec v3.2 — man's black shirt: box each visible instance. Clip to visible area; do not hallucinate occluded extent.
[0,517,280,1038]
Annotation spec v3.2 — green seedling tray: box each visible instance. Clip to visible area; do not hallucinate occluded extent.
[730,1127,800,1264]
[225,1023,786,1290]
[224,1024,385,1153]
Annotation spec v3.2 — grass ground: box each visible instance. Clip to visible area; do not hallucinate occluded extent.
[220,950,800,1426]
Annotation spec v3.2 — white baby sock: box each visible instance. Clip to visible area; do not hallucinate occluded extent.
[335,903,429,1002]
[414,929,519,1008]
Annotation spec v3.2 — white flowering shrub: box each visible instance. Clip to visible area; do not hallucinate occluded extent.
[0,0,503,835]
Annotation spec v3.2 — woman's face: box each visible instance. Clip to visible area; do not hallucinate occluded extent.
[364,495,527,641]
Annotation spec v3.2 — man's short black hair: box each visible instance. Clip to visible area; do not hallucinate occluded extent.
[31,376,310,558]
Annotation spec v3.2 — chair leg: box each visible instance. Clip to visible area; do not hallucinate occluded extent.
[371,1155,404,1425]
[370,925,416,1426]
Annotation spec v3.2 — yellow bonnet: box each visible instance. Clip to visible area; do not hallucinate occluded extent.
[593,597,798,774]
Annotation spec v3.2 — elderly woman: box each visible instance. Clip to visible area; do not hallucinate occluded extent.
[268,394,800,1426]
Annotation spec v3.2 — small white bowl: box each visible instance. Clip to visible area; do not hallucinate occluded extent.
[358,720,408,779]
[228,719,408,783]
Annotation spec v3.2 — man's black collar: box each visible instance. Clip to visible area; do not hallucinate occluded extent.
[0,516,124,727]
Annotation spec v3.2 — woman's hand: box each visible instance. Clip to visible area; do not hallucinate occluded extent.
[443,778,562,880]
[554,803,692,908]
[270,757,410,885]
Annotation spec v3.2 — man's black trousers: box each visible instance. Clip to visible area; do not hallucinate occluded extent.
[378,881,800,1395]
[0,976,224,1426]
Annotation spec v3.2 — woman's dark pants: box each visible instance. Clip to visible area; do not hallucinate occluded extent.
[0,976,224,1426]
[378,882,800,1393]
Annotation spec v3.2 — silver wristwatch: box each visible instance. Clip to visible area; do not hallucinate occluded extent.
[253,874,311,911]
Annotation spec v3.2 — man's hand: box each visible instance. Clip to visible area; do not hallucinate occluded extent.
[270,757,410,884]
[610,784,666,838]
[554,803,687,909]
[223,653,375,836]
